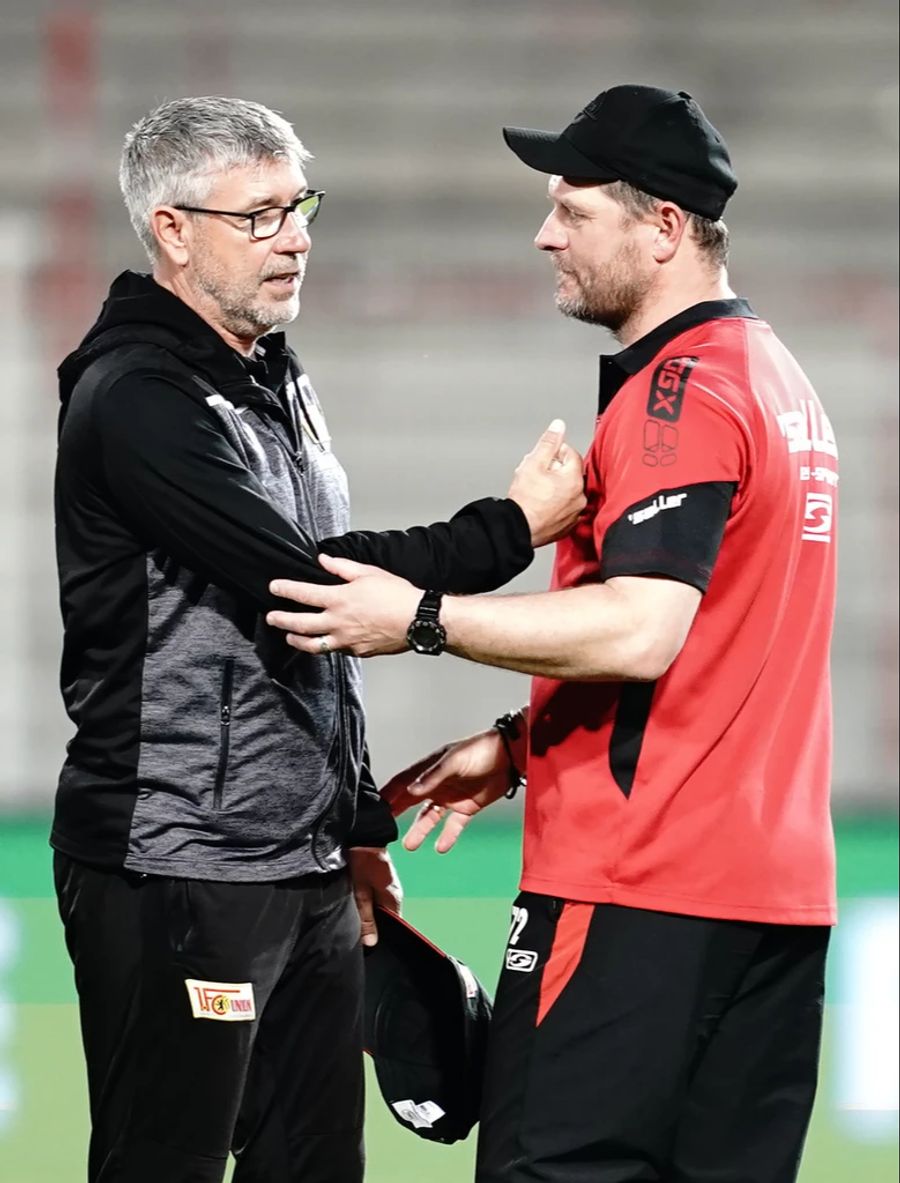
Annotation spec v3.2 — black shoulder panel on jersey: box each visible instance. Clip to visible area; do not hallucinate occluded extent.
[599,481,736,593]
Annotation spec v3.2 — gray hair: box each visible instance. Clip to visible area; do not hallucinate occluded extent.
[120,96,312,261]
[604,180,730,269]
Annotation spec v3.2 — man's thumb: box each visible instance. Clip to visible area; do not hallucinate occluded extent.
[317,553,380,581]
[535,418,566,459]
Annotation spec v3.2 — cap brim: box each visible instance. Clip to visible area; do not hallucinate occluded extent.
[363,910,458,1059]
[502,126,620,180]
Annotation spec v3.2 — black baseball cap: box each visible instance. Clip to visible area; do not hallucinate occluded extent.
[503,84,737,220]
[363,908,493,1144]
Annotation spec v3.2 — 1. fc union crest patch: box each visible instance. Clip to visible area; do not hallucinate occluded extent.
[185,979,257,1022]
[646,356,698,422]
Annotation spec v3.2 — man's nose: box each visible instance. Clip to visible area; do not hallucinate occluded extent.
[535,212,566,252]
[277,214,312,253]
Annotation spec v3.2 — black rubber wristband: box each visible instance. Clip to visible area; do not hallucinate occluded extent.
[493,709,526,799]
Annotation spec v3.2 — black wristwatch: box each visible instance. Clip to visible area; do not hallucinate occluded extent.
[406,590,447,656]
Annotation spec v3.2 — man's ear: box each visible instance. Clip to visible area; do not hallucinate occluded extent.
[651,202,688,264]
[151,206,191,266]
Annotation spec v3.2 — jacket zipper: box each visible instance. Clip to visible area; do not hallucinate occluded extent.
[310,656,351,868]
[259,371,349,863]
[247,373,306,472]
[213,658,235,810]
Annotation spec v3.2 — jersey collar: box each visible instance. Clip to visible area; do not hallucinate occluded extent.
[597,298,756,413]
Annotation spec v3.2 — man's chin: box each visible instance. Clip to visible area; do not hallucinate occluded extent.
[256,295,301,330]
[556,293,599,323]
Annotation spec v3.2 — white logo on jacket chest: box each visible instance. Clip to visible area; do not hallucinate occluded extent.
[204,393,267,466]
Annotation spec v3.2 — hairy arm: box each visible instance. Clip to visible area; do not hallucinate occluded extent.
[267,561,701,682]
[439,577,701,681]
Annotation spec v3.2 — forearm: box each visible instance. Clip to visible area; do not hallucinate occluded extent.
[319,498,533,594]
[442,584,658,681]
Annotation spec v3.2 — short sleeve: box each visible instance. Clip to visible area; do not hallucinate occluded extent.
[593,356,747,592]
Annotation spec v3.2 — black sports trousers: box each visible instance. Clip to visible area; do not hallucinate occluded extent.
[54,852,366,1183]
[476,894,830,1183]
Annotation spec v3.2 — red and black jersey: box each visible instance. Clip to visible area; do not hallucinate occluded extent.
[524,299,838,925]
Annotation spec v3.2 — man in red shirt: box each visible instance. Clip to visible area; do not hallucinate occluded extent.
[266,85,838,1182]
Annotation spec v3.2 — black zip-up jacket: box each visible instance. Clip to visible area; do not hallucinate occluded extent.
[52,271,533,880]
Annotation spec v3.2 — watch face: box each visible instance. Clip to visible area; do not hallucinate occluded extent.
[407,618,447,655]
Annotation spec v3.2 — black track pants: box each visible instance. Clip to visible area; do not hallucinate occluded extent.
[476,895,830,1183]
[54,852,365,1183]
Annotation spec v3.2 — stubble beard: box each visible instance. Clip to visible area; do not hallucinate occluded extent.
[193,254,305,341]
[554,241,654,339]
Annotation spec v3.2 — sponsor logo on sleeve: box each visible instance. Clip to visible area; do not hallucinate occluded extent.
[185,979,256,1022]
[646,356,698,423]
[627,491,688,526]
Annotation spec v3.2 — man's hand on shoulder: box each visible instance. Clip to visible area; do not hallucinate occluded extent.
[508,419,586,547]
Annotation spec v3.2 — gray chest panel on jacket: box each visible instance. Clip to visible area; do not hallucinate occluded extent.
[127,371,366,882]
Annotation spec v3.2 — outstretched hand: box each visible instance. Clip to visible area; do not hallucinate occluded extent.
[381,729,515,854]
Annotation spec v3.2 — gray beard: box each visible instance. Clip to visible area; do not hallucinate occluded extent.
[194,263,302,340]
[217,292,299,339]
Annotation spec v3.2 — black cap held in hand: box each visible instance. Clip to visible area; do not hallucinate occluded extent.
[503,85,737,220]
[363,908,493,1145]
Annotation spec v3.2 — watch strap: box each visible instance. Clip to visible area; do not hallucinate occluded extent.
[415,589,443,622]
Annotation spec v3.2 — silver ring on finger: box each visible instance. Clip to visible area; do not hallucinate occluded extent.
[318,636,331,655]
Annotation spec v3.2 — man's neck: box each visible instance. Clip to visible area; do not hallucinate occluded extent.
[617,271,736,348]
[152,270,258,357]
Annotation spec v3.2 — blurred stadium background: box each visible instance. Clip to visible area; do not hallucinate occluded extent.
[0,0,897,1180]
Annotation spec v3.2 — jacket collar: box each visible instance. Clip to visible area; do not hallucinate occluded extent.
[597,298,756,412]
[65,270,296,408]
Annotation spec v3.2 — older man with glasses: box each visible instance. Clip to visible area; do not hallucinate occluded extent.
[51,95,585,1183]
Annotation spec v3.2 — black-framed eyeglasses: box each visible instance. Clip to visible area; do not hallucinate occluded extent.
[175,190,325,240]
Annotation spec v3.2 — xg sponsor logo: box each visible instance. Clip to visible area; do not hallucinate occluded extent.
[646,356,698,423]
[505,949,539,973]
